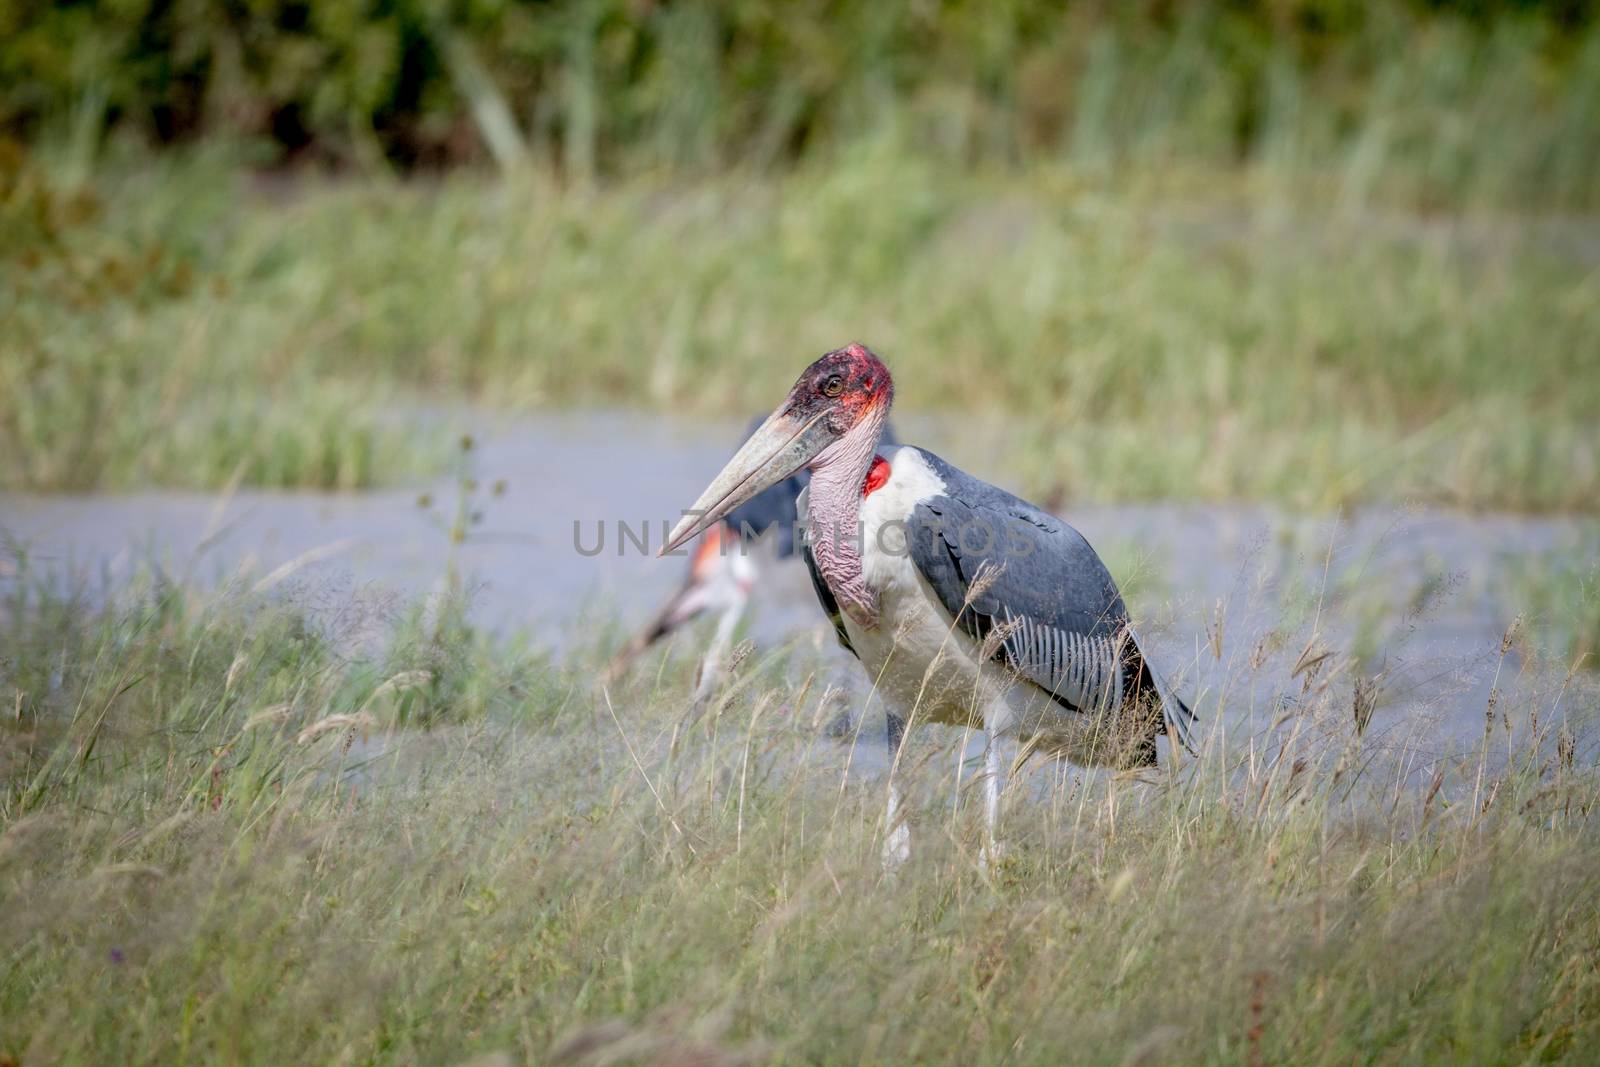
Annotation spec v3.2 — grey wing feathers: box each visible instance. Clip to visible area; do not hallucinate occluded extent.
[908,449,1196,752]
[996,607,1125,714]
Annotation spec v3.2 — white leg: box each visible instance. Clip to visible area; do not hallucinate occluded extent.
[985,737,1002,844]
[883,783,910,870]
[691,593,746,707]
[978,735,1005,875]
[979,697,1014,875]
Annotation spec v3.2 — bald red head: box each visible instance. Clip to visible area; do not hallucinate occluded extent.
[660,343,894,557]
[782,343,894,434]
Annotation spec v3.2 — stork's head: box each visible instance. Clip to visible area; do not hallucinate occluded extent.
[660,344,893,555]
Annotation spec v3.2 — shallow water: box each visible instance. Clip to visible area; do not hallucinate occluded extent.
[3,409,1595,757]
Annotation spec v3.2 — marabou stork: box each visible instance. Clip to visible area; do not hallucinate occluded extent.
[661,344,1196,866]
[599,518,758,704]
[602,416,895,706]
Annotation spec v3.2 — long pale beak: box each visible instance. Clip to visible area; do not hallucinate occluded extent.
[660,408,834,556]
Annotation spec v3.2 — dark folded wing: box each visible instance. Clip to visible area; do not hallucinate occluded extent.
[802,539,856,658]
[904,450,1196,750]
[909,494,1130,713]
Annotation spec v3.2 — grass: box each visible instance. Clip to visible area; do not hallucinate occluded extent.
[2,547,1598,1064]
[1501,532,1600,673]
[0,144,439,492]
[3,140,1598,510]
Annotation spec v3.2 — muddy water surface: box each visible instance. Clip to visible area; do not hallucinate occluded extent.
[3,410,1596,759]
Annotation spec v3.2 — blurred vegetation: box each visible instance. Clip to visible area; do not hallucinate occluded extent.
[3,139,1597,507]
[1502,534,1600,670]
[1,1,1597,504]
[0,140,435,490]
[2,0,1598,208]
[0,553,550,800]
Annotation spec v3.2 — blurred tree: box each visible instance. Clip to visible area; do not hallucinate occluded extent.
[0,1,1594,204]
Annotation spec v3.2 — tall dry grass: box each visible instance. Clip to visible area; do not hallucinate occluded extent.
[1,552,1596,1064]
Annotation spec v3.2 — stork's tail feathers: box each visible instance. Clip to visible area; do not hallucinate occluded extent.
[1128,626,1200,757]
[1161,687,1199,756]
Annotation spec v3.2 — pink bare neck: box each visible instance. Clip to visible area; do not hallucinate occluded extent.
[806,402,889,627]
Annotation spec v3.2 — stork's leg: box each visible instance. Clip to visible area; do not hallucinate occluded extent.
[974,737,1008,874]
[882,711,910,870]
[979,702,1013,875]
[690,589,748,708]
[984,738,1002,844]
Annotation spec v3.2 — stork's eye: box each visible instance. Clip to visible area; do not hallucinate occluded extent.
[822,375,845,397]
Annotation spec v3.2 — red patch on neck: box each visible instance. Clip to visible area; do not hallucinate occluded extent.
[862,456,891,498]
[691,523,728,580]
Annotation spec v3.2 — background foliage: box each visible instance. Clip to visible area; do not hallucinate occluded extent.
[1,1,1596,502]
[3,0,1599,206]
